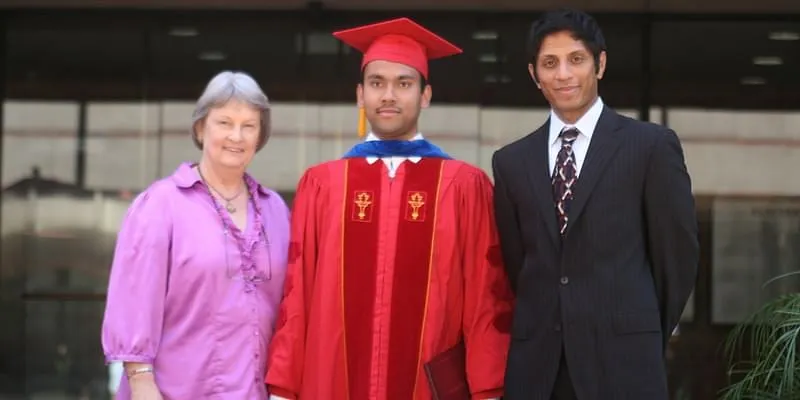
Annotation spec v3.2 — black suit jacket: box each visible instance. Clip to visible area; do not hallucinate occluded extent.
[492,106,699,400]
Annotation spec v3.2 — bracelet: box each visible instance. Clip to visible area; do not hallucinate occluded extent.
[126,366,154,378]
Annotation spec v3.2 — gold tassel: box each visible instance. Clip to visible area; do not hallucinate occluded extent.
[358,107,367,138]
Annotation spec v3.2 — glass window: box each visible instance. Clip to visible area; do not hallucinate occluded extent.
[2,13,151,398]
[712,198,800,324]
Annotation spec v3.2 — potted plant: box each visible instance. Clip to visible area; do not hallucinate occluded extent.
[720,273,800,399]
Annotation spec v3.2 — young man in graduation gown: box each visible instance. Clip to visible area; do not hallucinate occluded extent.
[266,17,513,400]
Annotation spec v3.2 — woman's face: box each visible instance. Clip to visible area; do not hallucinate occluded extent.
[195,99,261,171]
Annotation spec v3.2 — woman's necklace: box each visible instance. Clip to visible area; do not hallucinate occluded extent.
[197,166,245,213]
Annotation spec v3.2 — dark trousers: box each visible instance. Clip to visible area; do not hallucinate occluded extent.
[551,348,578,400]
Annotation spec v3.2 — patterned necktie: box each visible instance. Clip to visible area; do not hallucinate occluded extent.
[552,127,579,237]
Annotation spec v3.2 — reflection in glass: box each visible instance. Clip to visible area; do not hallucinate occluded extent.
[24,300,109,399]
[3,17,151,399]
[712,198,800,323]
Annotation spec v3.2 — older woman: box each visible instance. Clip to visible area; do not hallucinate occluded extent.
[101,71,289,400]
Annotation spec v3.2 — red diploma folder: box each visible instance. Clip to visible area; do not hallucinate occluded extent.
[423,341,470,400]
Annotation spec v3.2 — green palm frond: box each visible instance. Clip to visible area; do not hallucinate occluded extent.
[720,291,800,400]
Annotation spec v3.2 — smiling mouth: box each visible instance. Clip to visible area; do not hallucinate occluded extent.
[224,147,245,153]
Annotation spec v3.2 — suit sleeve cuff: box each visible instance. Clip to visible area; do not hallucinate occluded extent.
[267,385,297,399]
[472,388,504,399]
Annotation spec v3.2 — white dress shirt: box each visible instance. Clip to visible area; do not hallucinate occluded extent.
[365,131,423,178]
[547,97,604,178]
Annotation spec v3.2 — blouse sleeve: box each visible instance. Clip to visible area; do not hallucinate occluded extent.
[101,186,172,364]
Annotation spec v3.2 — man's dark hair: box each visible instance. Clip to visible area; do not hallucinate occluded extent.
[526,9,607,77]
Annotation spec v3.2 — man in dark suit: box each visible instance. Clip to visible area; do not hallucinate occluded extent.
[492,9,699,400]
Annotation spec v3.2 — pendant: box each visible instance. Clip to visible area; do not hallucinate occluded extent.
[225,202,236,213]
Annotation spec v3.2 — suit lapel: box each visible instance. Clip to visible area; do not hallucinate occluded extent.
[523,120,561,249]
[565,107,625,236]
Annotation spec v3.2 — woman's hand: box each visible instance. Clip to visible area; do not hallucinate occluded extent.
[126,363,163,400]
[130,375,163,400]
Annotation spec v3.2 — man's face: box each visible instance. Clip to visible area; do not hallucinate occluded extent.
[529,30,606,123]
[357,60,431,140]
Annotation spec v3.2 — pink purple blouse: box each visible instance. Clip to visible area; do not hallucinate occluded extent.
[101,162,289,399]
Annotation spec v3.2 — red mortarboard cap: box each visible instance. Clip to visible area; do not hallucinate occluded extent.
[332,17,462,81]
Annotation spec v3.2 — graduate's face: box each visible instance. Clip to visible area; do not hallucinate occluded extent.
[195,99,260,171]
[358,60,432,140]
[529,30,606,123]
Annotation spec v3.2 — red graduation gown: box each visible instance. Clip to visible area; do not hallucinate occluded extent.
[266,157,513,400]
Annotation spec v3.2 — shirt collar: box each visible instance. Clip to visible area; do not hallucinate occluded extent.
[171,162,270,196]
[548,97,604,146]
[365,132,425,142]
[364,132,424,164]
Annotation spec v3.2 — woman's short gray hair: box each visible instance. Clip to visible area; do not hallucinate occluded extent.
[191,70,271,152]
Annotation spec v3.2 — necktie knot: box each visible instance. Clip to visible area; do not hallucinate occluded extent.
[560,127,579,144]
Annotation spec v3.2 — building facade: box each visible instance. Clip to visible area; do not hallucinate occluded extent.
[0,1,799,399]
